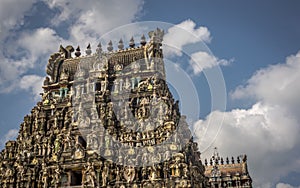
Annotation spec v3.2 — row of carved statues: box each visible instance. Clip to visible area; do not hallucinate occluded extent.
[1,151,204,188]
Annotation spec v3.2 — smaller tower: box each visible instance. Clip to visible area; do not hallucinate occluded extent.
[204,147,252,187]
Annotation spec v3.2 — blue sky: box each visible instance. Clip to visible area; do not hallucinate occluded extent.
[0,1,300,187]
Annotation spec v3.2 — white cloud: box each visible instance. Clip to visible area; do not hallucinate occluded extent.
[163,20,230,74]
[0,0,37,40]
[0,27,65,94]
[44,0,144,44]
[276,183,300,188]
[0,129,18,148]
[0,1,43,94]
[0,55,36,93]
[190,51,231,74]
[195,51,300,187]
[17,27,66,58]
[231,52,300,113]
[164,19,211,57]
[19,74,44,99]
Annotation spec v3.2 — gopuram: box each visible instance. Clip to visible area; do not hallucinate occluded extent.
[204,148,252,187]
[0,29,211,187]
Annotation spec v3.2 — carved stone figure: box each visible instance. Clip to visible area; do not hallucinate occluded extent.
[54,136,61,154]
[102,162,109,186]
[85,162,96,186]
[123,166,135,183]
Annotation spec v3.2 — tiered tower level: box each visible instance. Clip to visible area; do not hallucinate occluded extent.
[0,29,208,187]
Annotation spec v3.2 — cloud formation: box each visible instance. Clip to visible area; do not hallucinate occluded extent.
[164,19,211,57]
[276,183,300,188]
[190,51,231,74]
[17,28,65,58]
[195,51,300,187]
[0,27,64,94]
[163,20,231,75]
[0,0,38,40]
[231,52,300,114]
[19,74,44,99]
[44,0,144,44]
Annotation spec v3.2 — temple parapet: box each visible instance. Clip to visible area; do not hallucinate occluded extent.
[45,28,165,86]
[204,148,252,187]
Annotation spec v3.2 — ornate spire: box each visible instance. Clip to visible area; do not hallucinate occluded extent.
[140,34,146,46]
[129,37,135,48]
[85,43,92,55]
[212,147,220,162]
[107,40,113,52]
[96,42,102,52]
[96,42,102,56]
[75,46,81,57]
[226,157,229,164]
[118,39,124,50]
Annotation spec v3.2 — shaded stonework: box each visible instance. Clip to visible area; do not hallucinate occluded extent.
[204,148,252,187]
[0,29,210,187]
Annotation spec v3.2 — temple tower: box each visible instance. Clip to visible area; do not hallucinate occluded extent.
[204,148,252,187]
[0,29,208,187]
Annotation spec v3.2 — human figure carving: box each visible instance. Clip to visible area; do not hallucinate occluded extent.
[124,166,135,183]
[85,162,96,186]
[102,162,109,186]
